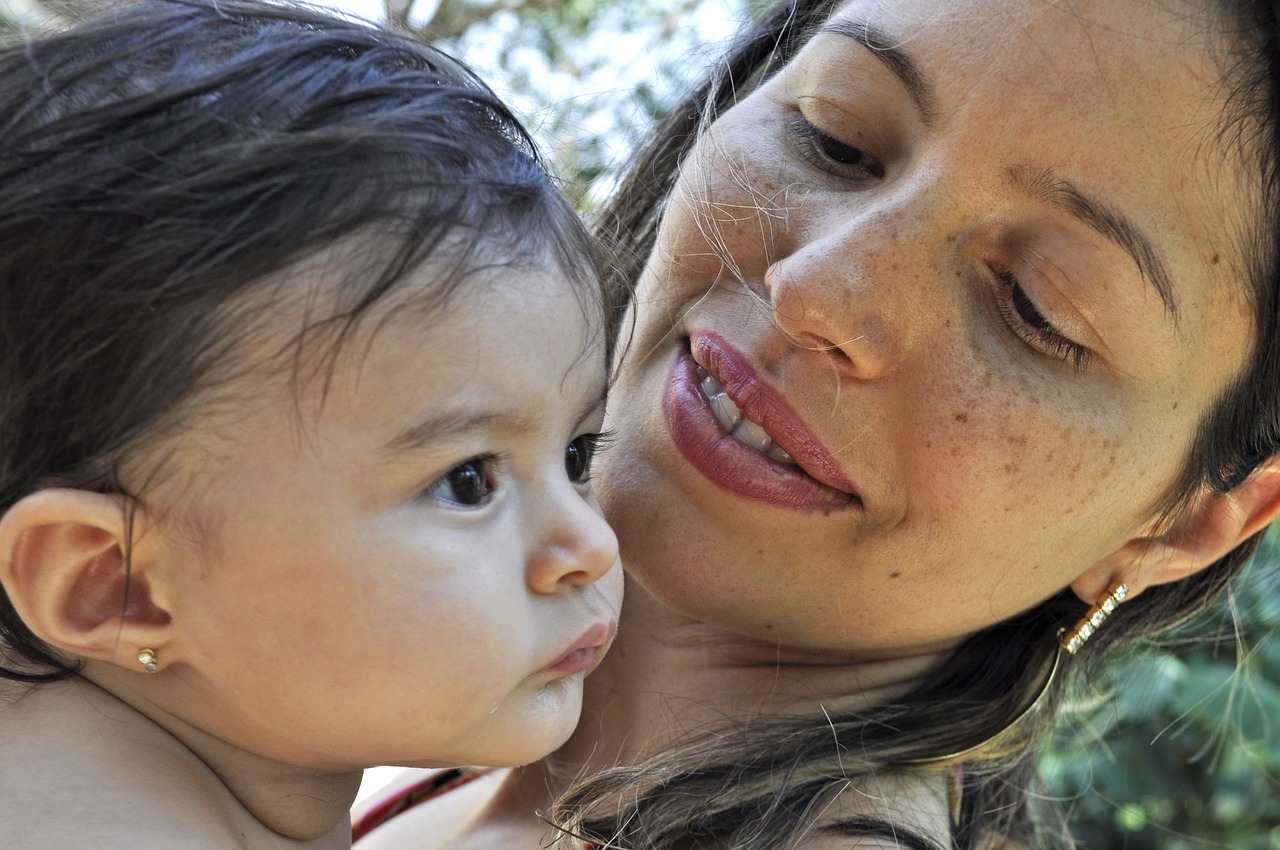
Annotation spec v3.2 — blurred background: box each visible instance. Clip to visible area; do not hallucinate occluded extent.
[2,1,1277,846]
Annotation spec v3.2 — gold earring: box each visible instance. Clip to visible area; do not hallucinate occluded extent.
[138,648,159,673]
[1060,582,1129,655]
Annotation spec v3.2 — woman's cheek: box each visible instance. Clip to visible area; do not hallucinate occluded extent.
[656,131,794,288]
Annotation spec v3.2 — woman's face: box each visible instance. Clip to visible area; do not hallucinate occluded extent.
[598,0,1256,656]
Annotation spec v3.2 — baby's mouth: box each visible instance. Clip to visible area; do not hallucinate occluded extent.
[695,364,796,464]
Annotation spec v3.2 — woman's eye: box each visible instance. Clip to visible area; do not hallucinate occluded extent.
[990,263,1094,372]
[564,431,613,485]
[789,114,885,181]
[1009,275,1054,331]
[423,457,495,507]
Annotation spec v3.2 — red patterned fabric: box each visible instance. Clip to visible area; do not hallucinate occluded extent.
[351,768,482,843]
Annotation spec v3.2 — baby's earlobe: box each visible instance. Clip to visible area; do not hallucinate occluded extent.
[0,489,172,667]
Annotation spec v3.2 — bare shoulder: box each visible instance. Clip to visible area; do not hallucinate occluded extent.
[352,767,442,823]
[0,679,253,849]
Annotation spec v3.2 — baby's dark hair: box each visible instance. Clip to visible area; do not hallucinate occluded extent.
[0,0,605,681]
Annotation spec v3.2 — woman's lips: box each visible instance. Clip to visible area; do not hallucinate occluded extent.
[662,332,861,513]
[544,620,617,677]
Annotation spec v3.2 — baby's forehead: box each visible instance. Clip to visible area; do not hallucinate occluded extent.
[278,257,606,435]
[229,222,594,336]
[214,235,599,386]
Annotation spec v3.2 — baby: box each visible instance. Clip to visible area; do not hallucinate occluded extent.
[0,1,622,846]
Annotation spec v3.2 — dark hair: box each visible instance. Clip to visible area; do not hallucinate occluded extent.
[556,1,1280,848]
[0,0,605,681]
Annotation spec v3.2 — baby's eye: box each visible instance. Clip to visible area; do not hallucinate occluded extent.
[564,432,612,485]
[423,457,495,507]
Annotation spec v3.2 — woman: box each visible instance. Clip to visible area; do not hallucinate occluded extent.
[356,0,1280,846]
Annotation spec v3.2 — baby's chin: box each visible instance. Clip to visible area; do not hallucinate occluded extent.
[404,675,587,770]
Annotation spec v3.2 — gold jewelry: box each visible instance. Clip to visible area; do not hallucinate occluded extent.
[138,648,158,673]
[1060,582,1128,655]
[901,643,1062,766]
[898,584,1128,767]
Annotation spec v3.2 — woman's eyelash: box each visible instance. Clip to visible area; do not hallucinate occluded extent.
[990,264,1094,373]
[581,429,617,458]
[787,114,885,180]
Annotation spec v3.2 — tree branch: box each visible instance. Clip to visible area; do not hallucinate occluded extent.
[416,0,561,41]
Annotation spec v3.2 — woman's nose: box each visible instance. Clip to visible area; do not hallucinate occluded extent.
[763,208,942,380]
[525,487,619,595]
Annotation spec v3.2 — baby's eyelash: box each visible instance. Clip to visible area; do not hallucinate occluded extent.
[990,265,1094,373]
[569,429,617,483]
[421,453,504,508]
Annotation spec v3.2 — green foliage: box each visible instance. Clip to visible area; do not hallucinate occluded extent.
[397,0,749,208]
[1041,536,1280,848]
[0,4,20,36]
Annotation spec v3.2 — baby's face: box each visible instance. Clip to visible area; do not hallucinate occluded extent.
[146,248,621,769]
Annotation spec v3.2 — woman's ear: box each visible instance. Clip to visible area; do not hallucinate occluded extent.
[0,489,172,671]
[1073,462,1280,604]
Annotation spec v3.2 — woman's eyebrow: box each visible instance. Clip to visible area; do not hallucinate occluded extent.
[819,19,1179,326]
[1009,164,1179,323]
[818,18,937,126]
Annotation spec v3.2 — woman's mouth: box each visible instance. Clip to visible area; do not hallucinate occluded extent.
[696,364,797,463]
[662,332,861,513]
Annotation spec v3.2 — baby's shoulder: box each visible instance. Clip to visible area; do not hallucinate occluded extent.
[0,678,251,849]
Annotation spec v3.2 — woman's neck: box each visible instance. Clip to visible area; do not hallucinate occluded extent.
[351,576,959,849]
[525,574,954,801]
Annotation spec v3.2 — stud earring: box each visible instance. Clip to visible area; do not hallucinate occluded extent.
[1060,582,1129,655]
[138,648,158,673]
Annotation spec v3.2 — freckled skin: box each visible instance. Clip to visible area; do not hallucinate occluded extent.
[597,0,1257,656]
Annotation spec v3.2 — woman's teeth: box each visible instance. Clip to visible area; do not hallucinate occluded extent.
[697,366,794,463]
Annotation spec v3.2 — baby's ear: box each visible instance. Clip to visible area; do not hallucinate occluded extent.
[1072,462,1280,604]
[0,489,172,670]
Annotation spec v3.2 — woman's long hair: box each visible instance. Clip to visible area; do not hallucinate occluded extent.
[555,1,1280,847]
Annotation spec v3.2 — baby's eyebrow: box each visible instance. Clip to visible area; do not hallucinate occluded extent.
[379,388,606,456]
[577,390,609,422]
[380,411,511,455]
